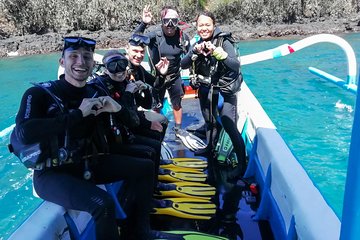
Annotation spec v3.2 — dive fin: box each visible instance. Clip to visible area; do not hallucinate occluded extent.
[158,168,207,182]
[152,198,216,220]
[176,129,207,151]
[155,182,216,199]
[160,158,207,171]
[163,230,228,240]
[161,142,174,160]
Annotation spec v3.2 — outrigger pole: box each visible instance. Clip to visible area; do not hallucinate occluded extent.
[239,33,358,94]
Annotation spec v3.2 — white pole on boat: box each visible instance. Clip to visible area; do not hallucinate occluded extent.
[340,69,360,239]
[240,34,358,92]
[308,67,358,94]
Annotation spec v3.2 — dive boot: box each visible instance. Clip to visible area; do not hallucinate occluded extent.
[218,213,244,240]
[155,182,216,199]
[152,198,216,220]
[194,146,212,157]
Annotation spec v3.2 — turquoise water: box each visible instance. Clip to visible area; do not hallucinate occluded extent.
[0,33,359,239]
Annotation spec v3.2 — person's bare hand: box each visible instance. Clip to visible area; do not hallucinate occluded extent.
[204,41,216,53]
[195,41,215,56]
[155,57,169,75]
[192,43,203,54]
[78,98,103,117]
[95,96,122,115]
[142,5,152,24]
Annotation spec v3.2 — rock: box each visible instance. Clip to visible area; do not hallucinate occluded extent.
[0,16,359,59]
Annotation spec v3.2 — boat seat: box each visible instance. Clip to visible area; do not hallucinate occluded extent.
[104,181,127,219]
[63,211,95,240]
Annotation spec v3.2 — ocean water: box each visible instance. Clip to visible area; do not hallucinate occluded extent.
[0,33,359,239]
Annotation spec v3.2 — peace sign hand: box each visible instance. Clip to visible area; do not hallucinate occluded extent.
[155,57,169,76]
[142,5,153,24]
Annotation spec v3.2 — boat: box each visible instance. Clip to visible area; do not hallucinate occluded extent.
[7,33,359,240]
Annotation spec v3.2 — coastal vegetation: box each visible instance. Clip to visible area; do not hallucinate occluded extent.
[0,0,359,57]
[1,0,359,38]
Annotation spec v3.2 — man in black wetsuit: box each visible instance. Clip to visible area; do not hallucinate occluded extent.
[134,5,190,137]
[13,37,159,240]
[125,33,168,141]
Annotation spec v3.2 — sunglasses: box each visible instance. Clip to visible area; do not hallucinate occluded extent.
[105,56,128,74]
[63,37,96,52]
[162,18,179,27]
[129,34,150,47]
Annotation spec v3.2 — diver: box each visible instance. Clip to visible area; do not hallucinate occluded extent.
[125,33,168,142]
[133,5,190,139]
[13,36,158,239]
[181,11,247,239]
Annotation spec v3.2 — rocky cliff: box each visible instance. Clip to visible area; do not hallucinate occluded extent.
[0,0,359,57]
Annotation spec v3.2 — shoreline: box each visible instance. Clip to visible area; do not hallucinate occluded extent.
[0,18,359,59]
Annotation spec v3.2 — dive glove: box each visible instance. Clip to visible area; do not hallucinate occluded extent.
[212,47,228,61]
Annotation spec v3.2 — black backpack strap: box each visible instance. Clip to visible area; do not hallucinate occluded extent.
[32,81,69,164]
[179,29,189,54]
[146,30,163,76]
[209,36,224,77]
[31,81,65,113]
[90,77,111,96]
[155,30,163,56]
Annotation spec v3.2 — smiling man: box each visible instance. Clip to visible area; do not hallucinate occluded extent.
[125,33,169,142]
[133,5,190,140]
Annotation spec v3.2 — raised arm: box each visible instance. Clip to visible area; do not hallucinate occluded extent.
[134,5,153,34]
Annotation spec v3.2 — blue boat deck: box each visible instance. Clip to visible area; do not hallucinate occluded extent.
[150,97,274,240]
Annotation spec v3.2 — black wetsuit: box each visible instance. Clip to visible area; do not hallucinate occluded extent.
[181,28,246,218]
[15,77,154,240]
[90,75,162,181]
[135,22,190,111]
[127,62,168,141]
